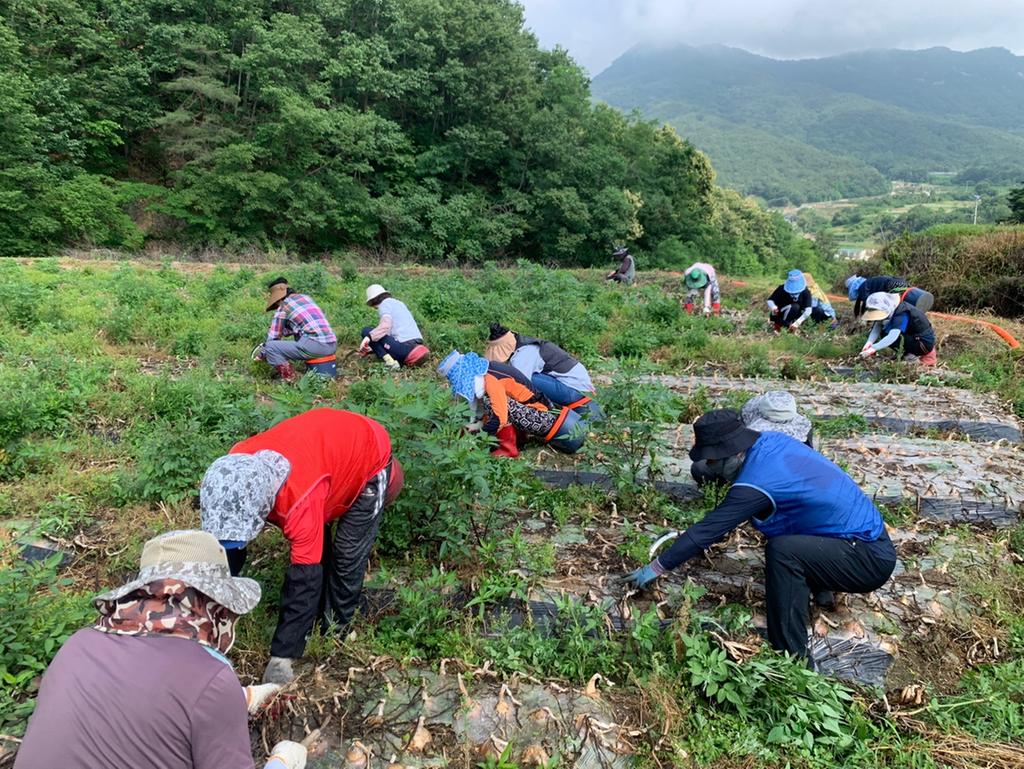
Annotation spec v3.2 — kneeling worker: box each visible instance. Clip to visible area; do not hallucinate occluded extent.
[626,409,897,660]
[200,408,403,685]
[255,277,338,382]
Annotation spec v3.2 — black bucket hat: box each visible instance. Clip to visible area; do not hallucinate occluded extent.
[689,409,760,462]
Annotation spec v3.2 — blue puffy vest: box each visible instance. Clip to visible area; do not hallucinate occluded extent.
[733,432,884,541]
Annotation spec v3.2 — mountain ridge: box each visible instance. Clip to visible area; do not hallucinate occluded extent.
[592,44,1024,203]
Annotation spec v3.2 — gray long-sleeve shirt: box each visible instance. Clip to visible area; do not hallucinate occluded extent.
[14,629,255,769]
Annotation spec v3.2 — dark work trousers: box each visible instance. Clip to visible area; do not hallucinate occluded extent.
[764,533,897,658]
[319,460,391,631]
[268,461,392,659]
[360,326,422,365]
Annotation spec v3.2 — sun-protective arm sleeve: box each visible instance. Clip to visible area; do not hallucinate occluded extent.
[654,485,772,571]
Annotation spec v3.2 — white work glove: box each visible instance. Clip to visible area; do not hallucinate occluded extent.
[265,740,307,769]
[262,656,297,685]
[859,344,876,359]
[703,305,711,316]
[358,336,371,355]
[245,683,282,715]
[251,343,267,361]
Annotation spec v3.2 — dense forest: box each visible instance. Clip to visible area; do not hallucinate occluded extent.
[593,44,1024,206]
[0,0,821,275]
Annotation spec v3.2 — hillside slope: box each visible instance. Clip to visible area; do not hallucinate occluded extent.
[593,45,1024,203]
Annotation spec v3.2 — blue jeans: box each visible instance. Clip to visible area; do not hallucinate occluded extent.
[531,373,602,420]
[361,327,422,365]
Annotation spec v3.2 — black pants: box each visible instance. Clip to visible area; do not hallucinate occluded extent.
[361,326,422,364]
[269,461,390,658]
[764,533,896,658]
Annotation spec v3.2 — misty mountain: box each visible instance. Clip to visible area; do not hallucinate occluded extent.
[591,44,1024,204]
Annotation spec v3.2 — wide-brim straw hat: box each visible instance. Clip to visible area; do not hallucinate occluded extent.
[266,283,288,311]
[93,530,261,615]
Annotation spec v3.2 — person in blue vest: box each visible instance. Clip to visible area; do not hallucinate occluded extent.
[625,409,897,659]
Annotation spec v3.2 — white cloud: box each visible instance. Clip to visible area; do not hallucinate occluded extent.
[518,0,1024,74]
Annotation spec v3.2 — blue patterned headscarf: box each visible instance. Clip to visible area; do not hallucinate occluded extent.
[438,350,489,402]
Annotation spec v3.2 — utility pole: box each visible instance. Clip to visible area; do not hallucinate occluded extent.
[973,195,981,225]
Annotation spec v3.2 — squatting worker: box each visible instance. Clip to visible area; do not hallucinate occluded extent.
[859,291,937,365]
[626,409,897,660]
[14,530,307,769]
[200,408,404,685]
[254,277,337,383]
[360,283,429,370]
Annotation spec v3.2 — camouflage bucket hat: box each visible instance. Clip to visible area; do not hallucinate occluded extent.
[93,530,261,615]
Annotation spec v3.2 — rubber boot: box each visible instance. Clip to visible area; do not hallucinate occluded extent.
[491,424,519,458]
[712,302,721,316]
[684,302,695,315]
[382,353,400,371]
[275,363,297,383]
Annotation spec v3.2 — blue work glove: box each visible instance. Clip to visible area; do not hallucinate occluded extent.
[624,563,660,590]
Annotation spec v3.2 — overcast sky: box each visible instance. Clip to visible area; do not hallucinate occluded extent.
[519,0,1024,75]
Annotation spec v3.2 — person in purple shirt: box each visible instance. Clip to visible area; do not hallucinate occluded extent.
[14,530,307,769]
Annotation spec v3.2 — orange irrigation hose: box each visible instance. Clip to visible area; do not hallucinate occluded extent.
[825,293,1021,350]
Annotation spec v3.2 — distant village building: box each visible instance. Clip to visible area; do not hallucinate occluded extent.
[836,247,877,261]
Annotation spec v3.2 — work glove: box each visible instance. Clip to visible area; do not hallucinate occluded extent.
[251,343,266,361]
[245,683,282,716]
[703,306,711,317]
[623,563,659,590]
[265,740,307,769]
[859,345,876,359]
[262,656,297,685]
[357,336,371,355]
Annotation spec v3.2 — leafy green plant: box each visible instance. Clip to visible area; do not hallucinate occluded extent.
[0,554,92,734]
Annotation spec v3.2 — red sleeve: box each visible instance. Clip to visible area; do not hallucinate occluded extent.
[280,477,330,565]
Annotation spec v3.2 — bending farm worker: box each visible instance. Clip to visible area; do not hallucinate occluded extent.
[690,390,814,487]
[438,350,586,458]
[254,277,337,383]
[860,292,937,365]
[846,274,934,319]
[682,262,721,315]
[361,284,430,370]
[13,530,307,769]
[766,270,814,332]
[605,246,636,285]
[626,409,897,660]
[200,408,403,685]
[484,324,601,421]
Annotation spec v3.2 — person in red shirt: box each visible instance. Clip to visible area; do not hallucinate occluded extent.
[200,409,403,684]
